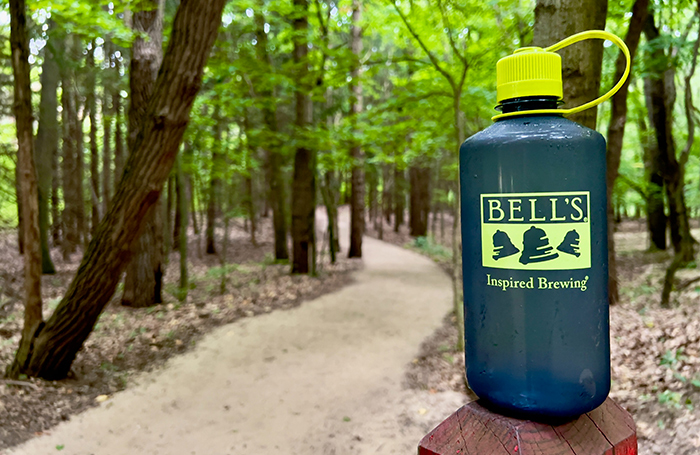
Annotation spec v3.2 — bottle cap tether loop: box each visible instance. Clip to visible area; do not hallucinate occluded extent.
[492,30,631,121]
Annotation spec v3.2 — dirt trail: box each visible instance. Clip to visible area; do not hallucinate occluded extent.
[8,208,464,455]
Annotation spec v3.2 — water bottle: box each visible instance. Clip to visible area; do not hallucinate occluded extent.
[459,31,630,420]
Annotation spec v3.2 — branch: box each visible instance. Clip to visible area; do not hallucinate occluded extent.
[388,0,455,89]
[313,0,328,37]
[364,56,433,67]
[618,173,648,200]
[680,12,700,166]
[1,380,40,391]
[677,275,700,291]
[436,0,467,67]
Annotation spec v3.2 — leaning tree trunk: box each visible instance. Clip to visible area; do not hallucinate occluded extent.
[122,0,165,308]
[604,0,648,305]
[348,0,364,258]
[8,0,226,380]
[290,0,316,275]
[35,21,59,274]
[7,0,43,379]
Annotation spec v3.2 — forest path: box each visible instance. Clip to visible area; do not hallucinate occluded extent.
[9,207,464,455]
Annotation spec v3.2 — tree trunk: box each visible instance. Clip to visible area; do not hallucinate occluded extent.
[164,175,173,255]
[173,161,182,251]
[87,41,100,236]
[189,172,199,235]
[51,123,60,244]
[74,73,86,247]
[321,171,340,263]
[243,115,257,247]
[206,111,224,255]
[644,15,694,263]
[102,40,113,214]
[638,107,666,250]
[394,163,405,233]
[60,41,79,260]
[122,0,165,308]
[383,164,392,224]
[9,0,226,380]
[113,54,125,187]
[290,0,316,274]
[16,165,24,254]
[533,0,609,129]
[7,0,43,379]
[177,155,188,302]
[409,165,430,237]
[348,0,364,258]
[604,0,648,305]
[35,21,59,274]
[254,4,288,261]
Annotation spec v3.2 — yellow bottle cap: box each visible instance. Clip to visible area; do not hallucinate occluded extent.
[496,47,562,103]
[492,30,631,121]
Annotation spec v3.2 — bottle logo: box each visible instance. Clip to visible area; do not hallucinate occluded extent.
[480,192,591,270]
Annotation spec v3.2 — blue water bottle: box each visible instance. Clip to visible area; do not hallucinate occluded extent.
[459,31,630,420]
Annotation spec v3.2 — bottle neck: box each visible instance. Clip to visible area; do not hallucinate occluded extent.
[496,96,562,115]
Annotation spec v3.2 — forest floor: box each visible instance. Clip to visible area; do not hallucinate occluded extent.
[0,212,360,451]
[3,207,465,454]
[368,216,700,455]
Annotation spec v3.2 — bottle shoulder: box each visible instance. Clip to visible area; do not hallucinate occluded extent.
[461,116,605,152]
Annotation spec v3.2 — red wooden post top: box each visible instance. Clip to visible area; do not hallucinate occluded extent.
[418,397,637,455]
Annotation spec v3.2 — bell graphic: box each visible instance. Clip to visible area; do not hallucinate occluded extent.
[557,229,581,257]
[519,226,559,264]
[492,230,519,260]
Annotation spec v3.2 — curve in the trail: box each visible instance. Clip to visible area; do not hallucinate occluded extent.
[9,210,464,455]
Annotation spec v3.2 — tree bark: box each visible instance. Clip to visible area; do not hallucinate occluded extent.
[87,41,100,236]
[177,155,188,301]
[638,100,666,250]
[348,0,364,258]
[35,21,59,274]
[51,121,60,244]
[409,165,430,237]
[533,0,609,129]
[394,162,405,232]
[206,110,223,255]
[321,171,339,263]
[7,0,43,379]
[254,4,289,261]
[644,14,694,263]
[113,53,125,187]
[9,0,226,380]
[74,61,86,247]
[290,0,316,274]
[60,39,79,260]
[102,40,113,214]
[173,159,182,250]
[122,0,165,308]
[604,0,648,305]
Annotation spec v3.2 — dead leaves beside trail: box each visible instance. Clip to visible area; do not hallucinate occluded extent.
[0,220,361,450]
[370,219,700,455]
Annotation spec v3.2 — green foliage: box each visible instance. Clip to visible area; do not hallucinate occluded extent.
[412,236,451,260]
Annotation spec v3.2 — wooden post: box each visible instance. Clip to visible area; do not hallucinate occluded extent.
[419,397,637,455]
